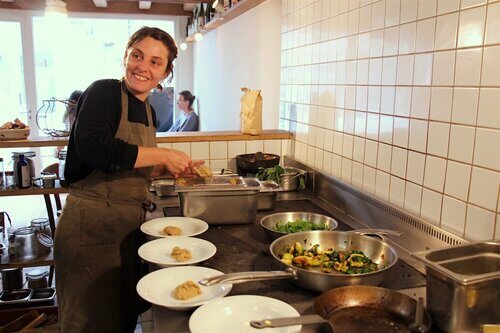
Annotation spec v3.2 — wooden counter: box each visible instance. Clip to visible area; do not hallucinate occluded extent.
[0,130,292,148]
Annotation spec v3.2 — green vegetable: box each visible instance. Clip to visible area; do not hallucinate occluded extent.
[274,219,331,233]
[256,166,306,189]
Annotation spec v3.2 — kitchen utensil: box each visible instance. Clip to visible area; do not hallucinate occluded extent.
[260,212,339,240]
[200,230,399,292]
[1,267,23,291]
[279,167,306,192]
[8,226,53,261]
[153,179,176,197]
[413,240,500,333]
[140,217,208,238]
[409,297,428,333]
[189,295,301,333]
[251,286,432,333]
[251,315,332,333]
[257,179,280,210]
[138,236,217,268]
[176,177,261,225]
[236,152,280,175]
[136,266,232,311]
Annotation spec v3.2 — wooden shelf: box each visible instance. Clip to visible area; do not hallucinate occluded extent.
[187,0,267,41]
[0,250,53,269]
[0,186,68,197]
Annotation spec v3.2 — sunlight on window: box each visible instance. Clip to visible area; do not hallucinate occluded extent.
[32,16,174,104]
[0,21,27,125]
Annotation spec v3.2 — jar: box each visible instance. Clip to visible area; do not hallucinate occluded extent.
[26,268,49,289]
[41,173,57,188]
[30,218,51,237]
[1,267,23,291]
[58,149,67,187]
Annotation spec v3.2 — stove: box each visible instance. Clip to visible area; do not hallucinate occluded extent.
[163,199,426,301]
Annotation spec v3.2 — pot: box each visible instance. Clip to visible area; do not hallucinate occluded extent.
[250,286,432,333]
[8,227,54,261]
[199,230,399,292]
[236,152,280,175]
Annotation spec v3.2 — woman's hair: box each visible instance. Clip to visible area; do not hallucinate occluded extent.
[179,90,196,110]
[126,27,178,83]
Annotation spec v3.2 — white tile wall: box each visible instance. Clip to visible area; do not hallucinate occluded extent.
[280,0,500,241]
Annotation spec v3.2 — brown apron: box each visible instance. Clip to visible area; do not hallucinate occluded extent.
[54,81,156,333]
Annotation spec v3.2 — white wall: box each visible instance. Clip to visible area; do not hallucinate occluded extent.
[280,0,500,241]
[192,0,282,131]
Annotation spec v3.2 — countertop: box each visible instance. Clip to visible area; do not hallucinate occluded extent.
[145,193,430,333]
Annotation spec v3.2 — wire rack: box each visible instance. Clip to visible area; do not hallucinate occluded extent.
[36,98,76,137]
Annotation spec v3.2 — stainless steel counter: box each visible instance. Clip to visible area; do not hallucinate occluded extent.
[145,193,429,333]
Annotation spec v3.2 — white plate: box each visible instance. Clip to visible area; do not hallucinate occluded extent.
[140,217,208,238]
[136,266,231,311]
[189,295,302,333]
[0,128,30,140]
[138,237,216,268]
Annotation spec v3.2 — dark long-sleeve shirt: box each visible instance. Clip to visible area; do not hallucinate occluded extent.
[64,79,156,184]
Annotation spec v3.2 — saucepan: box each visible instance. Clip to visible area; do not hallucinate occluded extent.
[200,230,399,293]
[250,285,432,333]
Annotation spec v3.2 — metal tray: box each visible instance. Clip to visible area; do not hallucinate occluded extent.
[0,289,32,305]
[175,176,259,192]
[28,287,56,303]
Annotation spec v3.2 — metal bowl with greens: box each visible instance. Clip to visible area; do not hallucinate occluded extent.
[260,212,339,240]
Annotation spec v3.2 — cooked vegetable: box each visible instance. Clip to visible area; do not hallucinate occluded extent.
[274,219,331,233]
[256,166,306,189]
[279,244,378,275]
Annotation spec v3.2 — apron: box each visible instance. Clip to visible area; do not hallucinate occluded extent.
[54,81,156,333]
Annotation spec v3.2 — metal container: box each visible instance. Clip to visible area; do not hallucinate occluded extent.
[177,177,260,225]
[413,241,500,333]
[257,180,280,211]
[153,179,177,197]
[280,167,306,192]
[260,211,339,240]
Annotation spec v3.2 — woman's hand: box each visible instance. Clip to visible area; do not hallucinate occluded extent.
[162,149,194,177]
[150,164,167,178]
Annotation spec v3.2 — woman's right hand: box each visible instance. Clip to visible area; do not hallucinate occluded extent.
[162,148,194,177]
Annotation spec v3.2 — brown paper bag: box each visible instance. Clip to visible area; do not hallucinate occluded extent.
[240,87,262,135]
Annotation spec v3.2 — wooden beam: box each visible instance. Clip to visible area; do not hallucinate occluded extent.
[0,0,192,16]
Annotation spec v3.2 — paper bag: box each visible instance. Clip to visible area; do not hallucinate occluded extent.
[240,87,262,135]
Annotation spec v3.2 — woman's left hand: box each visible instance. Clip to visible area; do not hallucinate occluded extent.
[150,164,167,178]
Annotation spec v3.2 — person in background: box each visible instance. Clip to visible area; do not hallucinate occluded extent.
[62,90,83,131]
[167,90,199,132]
[54,27,202,333]
[148,84,173,132]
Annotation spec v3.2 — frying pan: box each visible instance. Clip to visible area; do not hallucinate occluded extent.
[200,230,399,292]
[251,285,432,333]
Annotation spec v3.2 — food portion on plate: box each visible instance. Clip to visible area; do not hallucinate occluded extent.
[173,280,202,301]
[163,225,182,236]
[140,217,208,238]
[170,246,192,262]
[279,242,378,275]
[274,219,332,233]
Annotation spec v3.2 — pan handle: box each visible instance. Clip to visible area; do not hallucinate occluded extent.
[199,268,297,286]
[250,315,331,329]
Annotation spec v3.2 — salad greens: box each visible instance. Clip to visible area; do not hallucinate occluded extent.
[273,219,331,233]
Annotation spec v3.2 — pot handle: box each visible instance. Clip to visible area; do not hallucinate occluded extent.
[199,268,297,286]
[250,315,332,330]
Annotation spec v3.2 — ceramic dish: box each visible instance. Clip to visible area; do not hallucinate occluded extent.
[140,217,208,238]
[0,128,30,140]
[189,295,301,333]
[136,266,231,311]
[138,236,216,268]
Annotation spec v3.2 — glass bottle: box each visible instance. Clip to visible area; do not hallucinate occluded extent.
[0,157,4,189]
[16,154,31,188]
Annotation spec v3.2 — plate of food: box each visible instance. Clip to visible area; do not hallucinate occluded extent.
[136,266,232,311]
[138,236,216,268]
[0,119,30,141]
[260,212,338,240]
[189,295,301,333]
[140,217,208,238]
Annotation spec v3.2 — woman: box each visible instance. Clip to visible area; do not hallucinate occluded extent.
[54,27,196,332]
[168,90,199,132]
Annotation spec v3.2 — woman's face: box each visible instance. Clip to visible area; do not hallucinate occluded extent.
[176,94,188,111]
[124,36,169,101]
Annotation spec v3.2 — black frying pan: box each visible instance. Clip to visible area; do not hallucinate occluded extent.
[251,286,431,333]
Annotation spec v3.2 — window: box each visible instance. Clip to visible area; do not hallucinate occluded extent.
[0,21,27,126]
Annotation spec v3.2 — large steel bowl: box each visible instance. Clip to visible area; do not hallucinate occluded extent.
[260,212,339,240]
